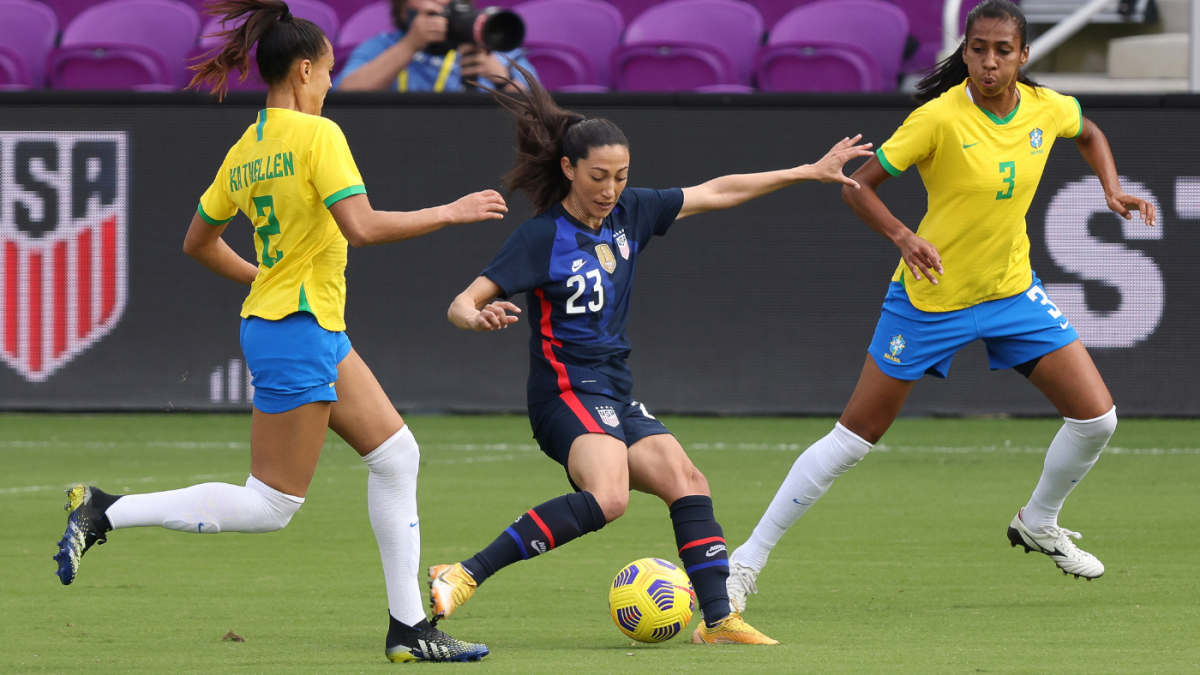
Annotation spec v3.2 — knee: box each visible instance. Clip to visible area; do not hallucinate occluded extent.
[593,491,628,523]
[1067,406,1117,444]
[246,476,305,532]
[687,466,710,497]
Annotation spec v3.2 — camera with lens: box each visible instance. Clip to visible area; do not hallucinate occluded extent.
[418,1,525,55]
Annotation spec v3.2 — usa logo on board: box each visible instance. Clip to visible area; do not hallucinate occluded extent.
[0,132,128,382]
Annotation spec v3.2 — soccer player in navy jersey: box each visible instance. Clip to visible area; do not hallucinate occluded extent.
[433,70,871,644]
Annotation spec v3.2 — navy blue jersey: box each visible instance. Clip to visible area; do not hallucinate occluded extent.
[482,187,685,406]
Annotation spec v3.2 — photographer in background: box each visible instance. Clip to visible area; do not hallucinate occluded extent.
[334,0,535,92]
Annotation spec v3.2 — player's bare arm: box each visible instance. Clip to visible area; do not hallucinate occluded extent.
[448,276,521,332]
[843,156,944,285]
[182,211,259,285]
[329,190,507,247]
[1074,117,1155,226]
[675,135,873,219]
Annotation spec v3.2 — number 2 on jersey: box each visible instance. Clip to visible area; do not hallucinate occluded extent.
[252,195,284,268]
[997,161,1016,200]
[566,269,604,314]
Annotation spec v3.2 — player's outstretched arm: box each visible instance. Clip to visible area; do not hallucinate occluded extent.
[183,211,259,285]
[842,156,944,285]
[675,135,873,220]
[448,276,521,332]
[329,191,508,247]
[1074,117,1156,227]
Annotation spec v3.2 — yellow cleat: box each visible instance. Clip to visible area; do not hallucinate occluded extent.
[428,563,478,619]
[691,613,779,645]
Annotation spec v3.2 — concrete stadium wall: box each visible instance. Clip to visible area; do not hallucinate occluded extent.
[0,91,1197,415]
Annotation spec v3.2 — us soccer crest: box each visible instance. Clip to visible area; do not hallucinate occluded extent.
[595,243,617,273]
[596,406,620,427]
[0,132,128,382]
[1029,128,1043,150]
[615,229,630,260]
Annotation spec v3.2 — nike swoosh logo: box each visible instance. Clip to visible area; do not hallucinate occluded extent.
[410,521,419,527]
[1059,322,1070,329]
[792,499,810,506]
[963,142,980,148]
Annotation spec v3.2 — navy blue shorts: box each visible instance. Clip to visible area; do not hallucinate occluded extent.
[529,391,671,468]
[240,312,352,413]
[868,272,1079,381]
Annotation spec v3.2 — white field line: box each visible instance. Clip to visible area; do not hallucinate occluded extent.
[4,439,1193,496]
[0,440,538,495]
[687,442,1200,455]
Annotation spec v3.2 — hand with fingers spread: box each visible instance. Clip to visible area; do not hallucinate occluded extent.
[810,134,875,188]
[445,190,508,225]
[897,231,944,285]
[1106,190,1156,227]
[468,301,521,331]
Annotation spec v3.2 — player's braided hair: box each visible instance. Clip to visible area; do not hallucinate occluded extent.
[914,0,1039,104]
[490,63,629,214]
[189,0,329,98]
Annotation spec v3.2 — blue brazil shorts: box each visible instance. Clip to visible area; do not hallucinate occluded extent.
[529,391,671,468]
[239,312,352,413]
[868,272,1079,381]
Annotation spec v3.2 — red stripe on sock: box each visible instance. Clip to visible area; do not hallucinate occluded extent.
[526,509,555,550]
[679,536,725,553]
[534,287,603,434]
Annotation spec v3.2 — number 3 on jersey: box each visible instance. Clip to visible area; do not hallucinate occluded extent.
[252,195,284,268]
[566,269,604,314]
[997,161,1016,200]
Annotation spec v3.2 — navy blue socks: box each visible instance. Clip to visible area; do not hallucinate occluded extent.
[461,491,606,584]
[670,495,731,626]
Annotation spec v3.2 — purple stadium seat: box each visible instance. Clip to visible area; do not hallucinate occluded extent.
[613,0,762,92]
[889,0,1000,74]
[742,0,820,30]
[0,0,58,88]
[755,0,908,92]
[603,0,657,24]
[335,0,389,64]
[38,0,98,29]
[319,0,378,24]
[515,0,623,90]
[51,0,200,90]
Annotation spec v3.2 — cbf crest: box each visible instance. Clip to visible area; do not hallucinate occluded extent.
[0,132,128,382]
[1029,128,1043,150]
[884,334,906,363]
[595,243,617,273]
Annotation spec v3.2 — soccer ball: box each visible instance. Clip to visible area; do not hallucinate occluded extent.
[608,558,696,643]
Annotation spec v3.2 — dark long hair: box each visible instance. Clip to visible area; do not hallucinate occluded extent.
[490,63,629,214]
[914,0,1038,104]
[190,0,329,98]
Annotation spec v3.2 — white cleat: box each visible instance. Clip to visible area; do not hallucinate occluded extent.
[726,547,760,613]
[1007,509,1104,580]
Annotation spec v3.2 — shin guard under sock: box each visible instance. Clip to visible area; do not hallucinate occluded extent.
[461,491,606,584]
[670,495,731,625]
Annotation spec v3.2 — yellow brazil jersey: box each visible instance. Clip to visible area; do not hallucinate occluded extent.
[876,80,1082,312]
[197,108,366,332]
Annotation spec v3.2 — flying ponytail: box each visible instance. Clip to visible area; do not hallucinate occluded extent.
[489,63,629,213]
[190,0,328,98]
[914,0,1039,104]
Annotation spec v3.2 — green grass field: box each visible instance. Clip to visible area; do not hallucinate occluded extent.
[2,414,1198,674]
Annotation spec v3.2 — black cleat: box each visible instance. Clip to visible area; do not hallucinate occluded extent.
[53,485,114,585]
[384,614,489,663]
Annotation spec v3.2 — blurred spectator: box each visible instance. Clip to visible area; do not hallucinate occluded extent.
[334,0,534,92]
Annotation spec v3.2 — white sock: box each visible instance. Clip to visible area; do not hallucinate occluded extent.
[1022,406,1116,533]
[105,475,303,534]
[737,423,873,571]
[363,425,426,627]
